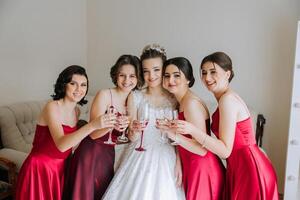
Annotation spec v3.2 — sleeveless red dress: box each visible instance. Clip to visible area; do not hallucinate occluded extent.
[15,124,76,200]
[177,112,225,200]
[65,130,119,200]
[211,108,278,200]
[65,89,121,200]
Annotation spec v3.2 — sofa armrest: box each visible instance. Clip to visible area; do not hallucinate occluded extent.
[0,156,17,200]
[0,148,28,172]
[0,157,17,186]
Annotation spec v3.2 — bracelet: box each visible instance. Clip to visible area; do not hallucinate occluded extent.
[201,134,208,148]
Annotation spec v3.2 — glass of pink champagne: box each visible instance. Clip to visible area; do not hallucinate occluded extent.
[104,105,117,145]
[135,103,150,151]
[117,109,129,143]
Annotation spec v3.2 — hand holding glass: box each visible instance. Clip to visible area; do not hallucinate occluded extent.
[170,110,179,145]
[117,109,129,143]
[104,106,117,145]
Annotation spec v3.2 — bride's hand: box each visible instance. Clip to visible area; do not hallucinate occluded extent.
[155,120,169,132]
[131,120,146,133]
[127,120,144,141]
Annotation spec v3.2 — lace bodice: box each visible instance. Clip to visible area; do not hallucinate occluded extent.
[131,90,176,146]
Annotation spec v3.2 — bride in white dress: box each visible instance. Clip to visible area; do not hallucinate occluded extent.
[102,44,185,200]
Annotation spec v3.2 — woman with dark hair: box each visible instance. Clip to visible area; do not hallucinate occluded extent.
[174,52,278,199]
[15,65,116,200]
[102,44,185,200]
[159,57,225,200]
[66,55,142,200]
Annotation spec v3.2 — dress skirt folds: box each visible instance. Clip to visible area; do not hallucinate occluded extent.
[15,125,76,200]
[211,108,279,200]
[65,133,115,200]
[177,112,225,200]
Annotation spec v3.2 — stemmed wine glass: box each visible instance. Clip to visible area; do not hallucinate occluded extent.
[170,110,179,145]
[104,105,117,145]
[155,107,166,138]
[135,102,150,151]
[117,109,129,143]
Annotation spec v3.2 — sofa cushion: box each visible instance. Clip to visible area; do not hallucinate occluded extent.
[0,101,46,153]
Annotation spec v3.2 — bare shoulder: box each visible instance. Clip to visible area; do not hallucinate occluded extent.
[183,96,198,108]
[219,92,237,106]
[92,89,111,106]
[219,92,240,115]
[184,95,207,114]
[95,89,110,100]
[44,100,59,113]
[38,100,60,124]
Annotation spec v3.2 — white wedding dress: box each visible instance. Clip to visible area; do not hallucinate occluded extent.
[102,91,185,200]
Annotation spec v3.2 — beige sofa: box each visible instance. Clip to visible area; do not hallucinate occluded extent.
[0,96,93,172]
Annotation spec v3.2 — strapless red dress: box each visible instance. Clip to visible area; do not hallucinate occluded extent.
[15,124,76,200]
[211,108,278,200]
[177,112,225,200]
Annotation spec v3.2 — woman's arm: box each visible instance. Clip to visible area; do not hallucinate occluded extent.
[177,94,238,159]
[45,101,112,152]
[89,90,115,139]
[175,98,208,156]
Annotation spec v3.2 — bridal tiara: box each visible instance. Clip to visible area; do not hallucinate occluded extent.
[142,44,166,56]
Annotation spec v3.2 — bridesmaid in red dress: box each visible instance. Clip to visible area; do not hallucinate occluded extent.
[174,52,279,200]
[66,55,142,200]
[159,57,225,200]
[15,65,116,200]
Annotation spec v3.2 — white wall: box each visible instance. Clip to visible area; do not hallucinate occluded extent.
[0,0,87,106]
[87,0,300,193]
[0,0,299,194]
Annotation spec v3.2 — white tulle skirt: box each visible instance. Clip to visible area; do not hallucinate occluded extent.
[102,139,185,200]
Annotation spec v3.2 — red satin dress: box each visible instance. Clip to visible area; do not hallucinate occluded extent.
[177,112,225,200]
[65,129,119,200]
[211,108,279,200]
[65,89,123,200]
[15,124,76,200]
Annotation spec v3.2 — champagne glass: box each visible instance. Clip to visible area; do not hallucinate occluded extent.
[135,102,150,151]
[155,108,165,124]
[155,107,165,137]
[170,110,179,145]
[164,107,173,124]
[117,109,129,143]
[104,105,117,145]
